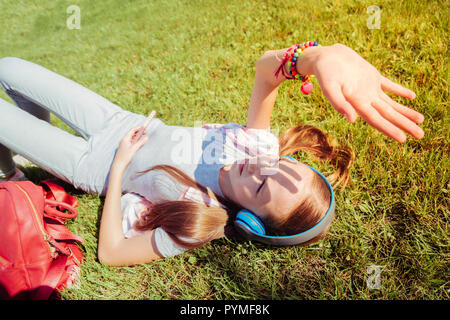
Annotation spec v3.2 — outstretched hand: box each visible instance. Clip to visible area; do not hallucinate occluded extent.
[312,44,425,143]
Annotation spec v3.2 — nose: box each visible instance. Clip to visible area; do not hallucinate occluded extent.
[247,159,258,175]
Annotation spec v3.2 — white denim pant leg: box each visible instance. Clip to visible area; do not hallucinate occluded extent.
[0,57,132,187]
[0,97,86,184]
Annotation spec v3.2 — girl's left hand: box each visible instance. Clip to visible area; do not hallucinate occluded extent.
[311,44,425,143]
[113,126,149,169]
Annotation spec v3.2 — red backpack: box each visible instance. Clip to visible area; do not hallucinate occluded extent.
[0,180,84,299]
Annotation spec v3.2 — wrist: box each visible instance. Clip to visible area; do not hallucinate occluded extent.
[111,161,127,176]
[256,49,288,87]
[295,45,324,76]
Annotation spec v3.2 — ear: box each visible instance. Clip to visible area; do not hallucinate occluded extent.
[235,209,266,235]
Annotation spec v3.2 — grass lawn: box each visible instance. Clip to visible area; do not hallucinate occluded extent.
[0,0,448,299]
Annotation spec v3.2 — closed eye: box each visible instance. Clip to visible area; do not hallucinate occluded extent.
[256,178,266,195]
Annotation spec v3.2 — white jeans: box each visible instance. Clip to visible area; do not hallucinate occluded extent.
[0,57,141,191]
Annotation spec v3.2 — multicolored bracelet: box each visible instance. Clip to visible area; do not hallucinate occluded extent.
[274,41,320,95]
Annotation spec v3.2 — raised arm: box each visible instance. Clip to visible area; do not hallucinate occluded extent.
[246,48,289,129]
[246,43,425,143]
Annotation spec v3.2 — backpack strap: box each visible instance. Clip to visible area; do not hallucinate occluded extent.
[32,255,68,300]
[44,199,78,220]
[40,180,78,208]
[45,221,84,244]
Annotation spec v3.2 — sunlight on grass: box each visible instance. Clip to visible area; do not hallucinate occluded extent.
[0,0,448,299]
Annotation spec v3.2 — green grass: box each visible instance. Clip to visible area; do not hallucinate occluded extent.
[0,0,448,300]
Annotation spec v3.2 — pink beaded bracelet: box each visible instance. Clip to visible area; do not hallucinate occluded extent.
[274,41,320,95]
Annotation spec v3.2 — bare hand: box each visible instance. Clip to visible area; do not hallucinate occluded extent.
[312,44,425,143]
[113,126,149,168]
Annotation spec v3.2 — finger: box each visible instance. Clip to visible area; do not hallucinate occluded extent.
[136,135,149,148]
[322,82,358,122]
[380,75,416,100]
[126,126,140,138]
[380,92,424,124]
[130,126,145,142]
[128,137,148,156]
[354,102,407,143]
[129,126,142,133]
[372,98,425,140]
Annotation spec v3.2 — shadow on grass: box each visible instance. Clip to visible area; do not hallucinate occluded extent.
[90,193,330,299]
[20,165,86,196]
[16,167,384,299]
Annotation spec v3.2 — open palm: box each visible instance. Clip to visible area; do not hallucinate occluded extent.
[315,44,425,143]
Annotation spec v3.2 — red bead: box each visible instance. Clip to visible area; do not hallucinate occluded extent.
[301,82,313,95]
[309,41,314,46]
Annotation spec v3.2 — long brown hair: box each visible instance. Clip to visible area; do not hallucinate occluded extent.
[134,124,354,248]
[134,165,243,249]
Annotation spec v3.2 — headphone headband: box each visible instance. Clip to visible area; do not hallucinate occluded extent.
[234,156,335,246]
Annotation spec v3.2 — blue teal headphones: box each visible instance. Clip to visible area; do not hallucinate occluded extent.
[234,156,335,246]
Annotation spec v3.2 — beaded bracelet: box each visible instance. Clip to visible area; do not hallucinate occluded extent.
[274,41,320,95]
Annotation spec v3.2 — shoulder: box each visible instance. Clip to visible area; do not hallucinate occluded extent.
[153,227,189,258]
[203,122,278,142]
[203,122,279,157]
[121,192,149,209]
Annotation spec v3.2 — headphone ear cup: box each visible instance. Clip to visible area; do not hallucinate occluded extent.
[235,209,266,235]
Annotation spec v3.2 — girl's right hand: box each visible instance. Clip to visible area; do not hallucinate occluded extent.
[113,126,149,169]
[305,43,424,143]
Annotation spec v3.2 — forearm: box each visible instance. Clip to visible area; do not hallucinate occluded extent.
[246,66,281,129]
[98,163,126,263]
[246,46,323,129]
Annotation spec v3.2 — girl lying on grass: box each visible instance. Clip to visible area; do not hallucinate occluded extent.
[0,43,424,266]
